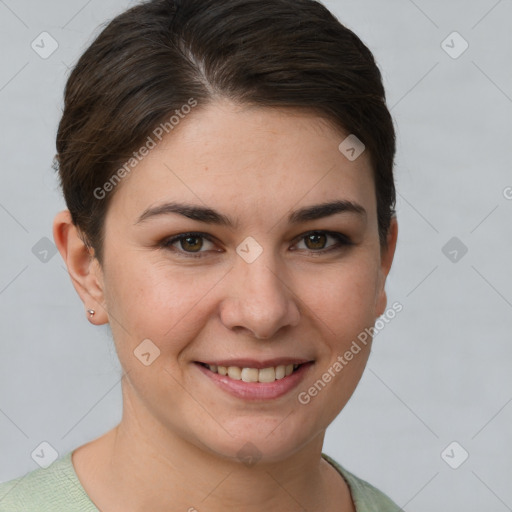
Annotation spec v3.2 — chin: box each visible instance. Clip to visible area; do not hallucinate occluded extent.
[188,411,320,465]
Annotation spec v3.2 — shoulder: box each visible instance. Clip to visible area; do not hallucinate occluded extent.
[0,451,98,512]
[322,453,403,512]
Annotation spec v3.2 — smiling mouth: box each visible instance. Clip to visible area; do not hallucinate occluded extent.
[196,362,307,383]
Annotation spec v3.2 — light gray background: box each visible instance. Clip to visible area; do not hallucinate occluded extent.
[1,0,511,510]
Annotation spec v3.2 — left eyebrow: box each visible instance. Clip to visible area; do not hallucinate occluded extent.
[288,200,367,224]
[134,199,366,227]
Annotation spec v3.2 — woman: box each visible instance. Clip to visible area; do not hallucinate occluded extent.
[0,0,400,510]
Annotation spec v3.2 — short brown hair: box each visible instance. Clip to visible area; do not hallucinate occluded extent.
[54,0,396,264]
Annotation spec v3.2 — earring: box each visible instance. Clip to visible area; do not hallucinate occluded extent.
[87,309,96,317]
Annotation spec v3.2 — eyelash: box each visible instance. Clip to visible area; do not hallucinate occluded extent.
[160,230,353,259]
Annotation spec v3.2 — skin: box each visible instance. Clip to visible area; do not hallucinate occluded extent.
[53,98,398,512]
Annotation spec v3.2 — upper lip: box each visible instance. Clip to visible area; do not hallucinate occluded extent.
[197,358,313,369]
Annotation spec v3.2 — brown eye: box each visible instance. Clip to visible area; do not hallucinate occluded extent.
[180,236,203,252]
[162,232,217,258]
[304,232,328,250]
[294,231,352,254]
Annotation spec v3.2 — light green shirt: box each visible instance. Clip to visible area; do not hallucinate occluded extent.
[0,451,402,511]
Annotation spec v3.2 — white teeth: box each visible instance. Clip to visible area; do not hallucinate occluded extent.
[258,367,276,383]
[227,366,242,380]
[205,363,302,383]
[241,368,259,382]
[275,365,286,380]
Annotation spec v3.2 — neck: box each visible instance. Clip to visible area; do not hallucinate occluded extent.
[73,392,354,512]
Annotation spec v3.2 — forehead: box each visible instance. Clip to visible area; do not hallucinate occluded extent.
[106,100,376,225]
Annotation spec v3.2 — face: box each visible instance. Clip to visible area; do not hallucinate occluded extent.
[93,99,396,462]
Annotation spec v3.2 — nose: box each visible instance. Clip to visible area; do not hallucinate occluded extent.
[219,250,300,340]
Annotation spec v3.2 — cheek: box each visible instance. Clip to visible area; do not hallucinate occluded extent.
[306,255,380,334]
[103,254,226,353]
[294,260,377,426]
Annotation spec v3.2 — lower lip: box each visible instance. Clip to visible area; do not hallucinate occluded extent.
[194,362,313,401]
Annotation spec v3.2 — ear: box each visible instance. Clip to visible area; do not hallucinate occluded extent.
[375,215,398,317]
[53,210,108,325]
